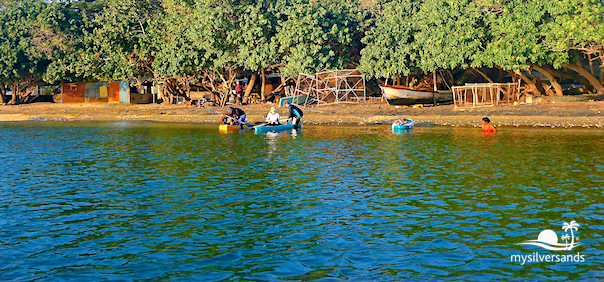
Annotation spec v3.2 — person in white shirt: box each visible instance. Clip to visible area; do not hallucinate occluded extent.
[265,106,280,125]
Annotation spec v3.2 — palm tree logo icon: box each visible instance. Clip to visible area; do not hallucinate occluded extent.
[561,234,571,246]
[517,221,581,251]
[562,221,580,251]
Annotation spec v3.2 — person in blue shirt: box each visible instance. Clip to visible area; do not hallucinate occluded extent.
[283,101,303,128]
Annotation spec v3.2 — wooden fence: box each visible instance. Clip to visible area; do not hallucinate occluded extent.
[452,83,520,107]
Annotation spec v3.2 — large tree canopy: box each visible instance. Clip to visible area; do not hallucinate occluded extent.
[0,0,76,104]
[359,0,604,95]
[2,0,604,104]
[359,0,419,79]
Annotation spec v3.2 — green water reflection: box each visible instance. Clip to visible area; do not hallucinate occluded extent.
[0,122,602,280]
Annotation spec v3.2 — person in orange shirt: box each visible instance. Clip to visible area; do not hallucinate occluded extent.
[482,117,497,133]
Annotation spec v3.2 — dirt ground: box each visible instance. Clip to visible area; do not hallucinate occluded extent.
[1,100,604,128]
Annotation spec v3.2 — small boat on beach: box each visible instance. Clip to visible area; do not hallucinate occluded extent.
[392,118,414,130]
[380,85,453,106]
[255,122,299,134]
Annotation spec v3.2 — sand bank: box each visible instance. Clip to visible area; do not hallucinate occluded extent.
[1,102,603,128]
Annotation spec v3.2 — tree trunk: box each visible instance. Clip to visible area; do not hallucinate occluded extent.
[0,84,5,104]
[472,68,493,83]
[446,70,455,85]
[9,92,18,105]
[261,69,266,102]
[600,63,604,85]
[532,65,564,96]
[6,75,42,105]
[244,73,257,104]
[564,63,604,94]
[588,54,595,76]
[547,67,594,92]
[512,69,542,95]
[186,79,191,99]
[8,82,19,105]
[522,70,551,95]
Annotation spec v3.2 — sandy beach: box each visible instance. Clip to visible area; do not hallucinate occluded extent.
[1,101,603,128]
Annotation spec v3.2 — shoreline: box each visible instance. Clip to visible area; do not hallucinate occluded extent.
[1,102,603,128]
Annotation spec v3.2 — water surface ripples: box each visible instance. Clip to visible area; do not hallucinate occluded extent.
[1,122,603,281]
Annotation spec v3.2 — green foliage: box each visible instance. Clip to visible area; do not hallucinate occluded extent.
[0,0,70,84]
[359,0,599,79]
[472,0,566,70]
[543,0,604,58]
[275,0,367,76]
[233,2,278,71]
[359,0,418,79]
[57,0,161,82]
[2,0,603,99]
[414,0,485,72]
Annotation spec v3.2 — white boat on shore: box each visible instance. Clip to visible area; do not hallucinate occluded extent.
[380,85,453,106]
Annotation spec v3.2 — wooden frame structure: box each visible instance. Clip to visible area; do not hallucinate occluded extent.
[293,69,366,105]
[452,82,520,107]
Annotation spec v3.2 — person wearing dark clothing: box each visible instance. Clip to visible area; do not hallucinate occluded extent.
[222,107,246,126]
[284,101,303,128]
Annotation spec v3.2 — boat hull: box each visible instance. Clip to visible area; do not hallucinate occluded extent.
[219,124,241,132]
[255,122,299,133]
[381,86,453,106]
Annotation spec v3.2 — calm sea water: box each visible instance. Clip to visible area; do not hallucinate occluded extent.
[0,122,603,281]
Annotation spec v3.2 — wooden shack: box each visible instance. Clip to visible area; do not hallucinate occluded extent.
[61,81,130,103]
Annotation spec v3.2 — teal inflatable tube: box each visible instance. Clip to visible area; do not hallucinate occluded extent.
[392,119,414,130]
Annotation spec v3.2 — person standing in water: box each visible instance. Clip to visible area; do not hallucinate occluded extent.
[283,101,303,128]
[482,117,497,133]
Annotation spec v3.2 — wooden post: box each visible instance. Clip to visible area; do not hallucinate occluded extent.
[452,87,456,107]
[472,86,476,107]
